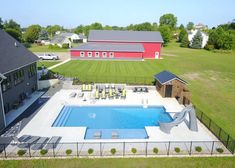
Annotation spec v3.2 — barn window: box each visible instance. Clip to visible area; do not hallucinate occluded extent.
[109,52,114,58]
[88,52,92,57]
[80,52,85,57]
[95,52,99,57]
[102,52,107,58]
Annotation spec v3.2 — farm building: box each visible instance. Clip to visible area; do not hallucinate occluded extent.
[154,70,191,105]
[70,30,163,60]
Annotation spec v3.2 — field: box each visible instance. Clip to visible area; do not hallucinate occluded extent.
[52,42,235,138]
[1,157,235,168]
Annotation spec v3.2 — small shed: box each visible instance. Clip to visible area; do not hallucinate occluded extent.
[154,70,191,105]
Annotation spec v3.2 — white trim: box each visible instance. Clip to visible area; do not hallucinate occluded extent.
[109,52,114,58]
[0,81,7,128]
[156,77,187,85]
[88,52,92,57]
[80,52,85,57]
[95,52,100,58]
[102,52,107,58]
[155,52,159,59]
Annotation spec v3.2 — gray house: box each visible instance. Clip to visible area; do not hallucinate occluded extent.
[0,29,39,131]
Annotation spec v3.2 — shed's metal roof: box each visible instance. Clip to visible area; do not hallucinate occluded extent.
[71,42,144,52]
[88,30,164,43]
[154,70,187,85]
[0,29,39,74]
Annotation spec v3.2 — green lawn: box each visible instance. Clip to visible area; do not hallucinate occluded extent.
[37,61,61,69]
[52,41,235,139]
[1,157,235,168]
[29,44,68,52]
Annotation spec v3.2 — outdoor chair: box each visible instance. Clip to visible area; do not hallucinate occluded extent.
[44,136,62,150]
[18,136,40,148]
[31,137,49,150]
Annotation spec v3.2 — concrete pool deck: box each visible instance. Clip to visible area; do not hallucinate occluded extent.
[16,86,219,143]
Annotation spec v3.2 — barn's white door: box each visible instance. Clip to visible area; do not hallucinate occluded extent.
[155,52,159,59]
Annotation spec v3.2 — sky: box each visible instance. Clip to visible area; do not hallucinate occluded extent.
[0,0,234,28]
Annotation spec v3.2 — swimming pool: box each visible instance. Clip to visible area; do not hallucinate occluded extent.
[52,106,172,139]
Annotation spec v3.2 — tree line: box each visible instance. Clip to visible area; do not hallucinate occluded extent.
[0,15,234,50]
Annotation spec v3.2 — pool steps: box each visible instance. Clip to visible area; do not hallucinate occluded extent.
[53,107,71,127]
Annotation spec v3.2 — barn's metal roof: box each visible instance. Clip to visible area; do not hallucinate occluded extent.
[71,42,144,52]
[154,70,187,85]
[88,30,164,43]
[0,29,39,74]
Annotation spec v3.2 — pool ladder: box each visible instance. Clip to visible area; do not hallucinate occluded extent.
[142,98,148,108]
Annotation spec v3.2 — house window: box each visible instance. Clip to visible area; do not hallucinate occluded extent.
[13,69,24,85]
[109,52,114,58]
[95,52,99,58]
[102,52,107,58]
[80,52,85,57]
[1,75,11,92]
[88,52,92,57]
[28,64,36,78]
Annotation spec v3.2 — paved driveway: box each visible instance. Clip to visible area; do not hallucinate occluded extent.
[33,52,70,61]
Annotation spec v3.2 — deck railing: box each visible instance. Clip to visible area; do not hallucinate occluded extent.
[0,140,233,159]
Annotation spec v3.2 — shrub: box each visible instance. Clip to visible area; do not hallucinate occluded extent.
[22,42,31,48]
[40,149,48,155]
[204,44,214,51]
[216,148,224,153]
[88,148,94,155]
[73,78,81,85]
[195,146,202,152]
[110,148,116,155]
[153,148,159,154]
[174,147,180,153]
[48,44,60,49]
[62,43,69,49]
[17,150,26,156]
[66,149,72,155]
[131,148,137,154]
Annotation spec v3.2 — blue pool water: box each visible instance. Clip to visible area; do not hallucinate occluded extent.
[52,106,172,139]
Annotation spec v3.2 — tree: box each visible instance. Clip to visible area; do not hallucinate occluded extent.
[190,31,203,49]
[90,22,103,30]
[180,34,190,48]
[0,17,3,29]
[74,25,84,34]
[179,24,184,30]
[103,25,113,30]
[46,25,63,37]
[187,22,194,30]
[207,27,233,50]
[4,19,21,31]
[24,24,41,42]
[38,29,49,40]
[5,28,22,41]
[158,25,172,46]
[178,28,188,42]
[159,13,177,30]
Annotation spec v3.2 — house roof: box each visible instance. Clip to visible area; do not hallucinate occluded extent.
[78,34,86,39]
[0,29,39,74]
[60,32,76,37]
[71,42,144,52]
[88,30,164,43]
[154,70,187,85]
[50,35,68,44]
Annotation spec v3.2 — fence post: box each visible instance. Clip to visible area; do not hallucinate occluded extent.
[145,142,148,157]
[53,143,55,157]
[211,141,214,155]
[123,142,125,157]
[189,141,192,155]
[28,143,31,158]
[76,142,79,157]
[3,144,6,158]
[218,128,222,139]
[226,135,230,147]
[167,142,170,156]
[100,142,102,156]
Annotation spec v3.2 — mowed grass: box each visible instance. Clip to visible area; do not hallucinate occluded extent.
[37,61,61,69]
[52,41,235,139]
[29,44,68,52]
[1,157,235,168]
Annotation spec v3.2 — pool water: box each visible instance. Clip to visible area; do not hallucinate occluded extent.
[52,106,172,139]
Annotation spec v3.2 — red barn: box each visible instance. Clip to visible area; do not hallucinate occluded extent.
[70,30,163,60]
